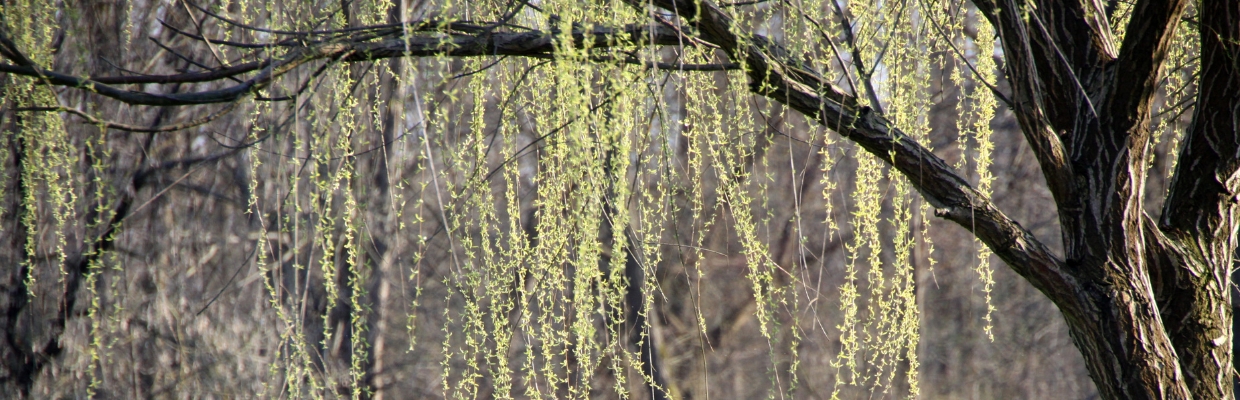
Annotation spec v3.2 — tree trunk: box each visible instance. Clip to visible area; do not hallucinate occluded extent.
[1,0,1236,397]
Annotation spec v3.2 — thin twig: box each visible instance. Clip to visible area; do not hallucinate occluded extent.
[258,52,350,101]
[92,60,269,85]
[19,101,242,133]
[829,0,885,113]
[919,0,1015,108]
[721,0,770,7]
[592,53,740,71]
[179,0,231,67]
[158,18,298,49]
[782,0,861,100]
[1028,10,1102,126]
[452,56,509,79]
[148,37,247,83]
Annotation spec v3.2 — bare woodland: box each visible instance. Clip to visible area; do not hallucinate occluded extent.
[0,0,1236,398]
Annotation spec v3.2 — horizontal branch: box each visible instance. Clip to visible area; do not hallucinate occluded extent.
[89,58,270,85]
[0,23,686,106]
[590,54,740,71]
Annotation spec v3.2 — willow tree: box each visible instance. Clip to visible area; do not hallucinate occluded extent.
[0,0,1235,398]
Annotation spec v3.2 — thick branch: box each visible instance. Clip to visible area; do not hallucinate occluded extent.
[640,0,1200,397]
[1157,2,1240,396]
[1160,0,1240,230]
[5,6,1224,397]
[974,0,1115,135]
[1101,0,1190,145]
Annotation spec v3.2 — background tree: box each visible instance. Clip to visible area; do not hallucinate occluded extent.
[0,0,1234,399]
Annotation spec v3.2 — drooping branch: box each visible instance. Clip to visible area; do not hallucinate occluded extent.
[827,0,884,112]
[6,3,1227,396]
[0,0,1084,335]
[617,0,1079,317]
[634,0,1219,397]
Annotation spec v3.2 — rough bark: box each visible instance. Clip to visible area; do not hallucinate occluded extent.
[1156,0,1240,397]
[642,0,1235,397]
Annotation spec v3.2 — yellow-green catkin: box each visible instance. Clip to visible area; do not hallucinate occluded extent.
[6,0,986,396]
[831,147,877,400]
[680,44,723,349]
[882,0,933,394]
[83,121,113,398]
[1109,0,1136,42]
[946,4,998,342]
[432,2,647,395]
[818,0,936,396]
[1156,4,1199,183]
[966,10,999,342]
[4,0,74,298]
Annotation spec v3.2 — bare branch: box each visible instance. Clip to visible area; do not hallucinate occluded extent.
[972,0,1115,138]
[591,53,739,71]
[827,0,884,112]
[18,101,241,133]
[90,60,269,85]
[0,5,1068,305]
[147,36,248,84]
[178,0,231,67]
[156,18,300,49]
[0,24,35,66]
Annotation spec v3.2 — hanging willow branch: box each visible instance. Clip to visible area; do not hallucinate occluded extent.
[0,0,1069,335]
[4,0,1237,397]
[618,0,1075,312]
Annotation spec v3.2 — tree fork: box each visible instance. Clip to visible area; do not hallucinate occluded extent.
[2,0,1238,397]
